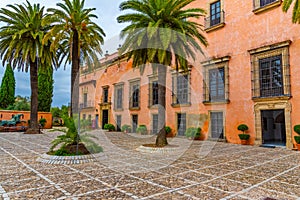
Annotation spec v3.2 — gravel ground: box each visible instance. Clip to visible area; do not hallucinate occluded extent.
[0,130,299,200]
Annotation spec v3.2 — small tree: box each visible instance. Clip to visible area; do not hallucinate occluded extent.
[38,64,53,112]
[0,64,15,109]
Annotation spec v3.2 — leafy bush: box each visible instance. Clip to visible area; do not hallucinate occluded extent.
[121,124,131,133]
[136,125,147,134]
[238,134,250,140]
[185,127,201,139]
[104,123,115,131]
[165,126,172,134]
[237,124,248,133]
[294,125,300,135]
[294,136,300,144]
[39,118,47,128]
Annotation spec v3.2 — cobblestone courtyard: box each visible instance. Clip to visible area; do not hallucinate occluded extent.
[0,130,299,200]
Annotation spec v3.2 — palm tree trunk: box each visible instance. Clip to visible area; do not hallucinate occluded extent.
[25,59,39,134]
[155,65,168,147]
[70,30,80,117]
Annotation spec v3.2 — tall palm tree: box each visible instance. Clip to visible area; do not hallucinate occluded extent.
[117,0,208,146]
[283,0,300,23]
[0,1,60,134]
[45,0,105,117]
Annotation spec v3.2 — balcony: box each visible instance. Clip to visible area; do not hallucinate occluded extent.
[79,101,94,109]
[204,10,225,32]
[253,0,281,14]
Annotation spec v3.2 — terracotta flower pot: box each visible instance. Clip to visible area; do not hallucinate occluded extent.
[296,143,300,151]
[240,139,248,145]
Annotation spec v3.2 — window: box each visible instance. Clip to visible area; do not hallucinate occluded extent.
[132,115,138,133]
[210,1,221,26]
[249,41,291,100]
[253,0,281,13]
[209,68,225,101]
[177,113,186,136]
[83,114,86,120]
[129,80,140,109]
[152,114,158,134]
[114,83,124,110]
[149,77,159,107]
[205,0,225,31]
[202,56,229,103]
[116,115,122,131]
[83,93,87,108]
[260,0,276,7]
[103,87,109,103]
[172,74,190,106]
[259,56,283,97]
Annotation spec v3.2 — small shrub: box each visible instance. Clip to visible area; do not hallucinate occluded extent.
[121,124,131,133]
[238,134,250,140]
[136,125,147,134]
[185,127,201,139]
[294,135,300,144]
[104,123,115,131]
[294,125,300,135]
[39,118,47,128]
[237,124,248,133]
[165,126,172,134]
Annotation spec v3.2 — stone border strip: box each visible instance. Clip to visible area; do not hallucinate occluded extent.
[37,153,104,165]
[136,144,180,154]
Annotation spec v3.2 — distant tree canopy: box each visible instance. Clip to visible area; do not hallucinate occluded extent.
[38,65,54,112]
[0,64,15,109]
[51,105,69,118]
[7,96,30,111]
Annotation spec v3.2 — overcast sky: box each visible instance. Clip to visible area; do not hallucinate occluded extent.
[0,0,126,107]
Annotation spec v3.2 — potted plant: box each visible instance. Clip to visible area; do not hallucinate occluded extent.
[185,127,202,140]
[165,126,172,136]
[136,125,148,135]
[104,123,115,131]
[237,124,250,145]
[293,125,300,150]
[121,124,131,133]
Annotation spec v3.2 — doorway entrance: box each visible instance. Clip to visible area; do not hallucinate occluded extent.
[102,110,108,129]
[261,109,286,146]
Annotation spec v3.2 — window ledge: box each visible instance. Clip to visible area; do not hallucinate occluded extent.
[129,107,140,111]
[253,0,281,14]
[114,108,124,112]
[171,103,191,108]
[99,102,112,106]
[148,105,158,109]
[205,22,225,33]
[203,100,230,105]
[252,95,291,102]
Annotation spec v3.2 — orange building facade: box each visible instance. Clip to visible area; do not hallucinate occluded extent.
[80,0,300,149]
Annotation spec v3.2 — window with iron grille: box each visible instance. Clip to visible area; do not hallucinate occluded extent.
[210,112,224,139]
[210,1,221,26]
[103,88,109,103]
[129,80,140,109]
[249,41,291,100]
[152,81,159,105]
[114,83,124,110]
[260,0,276,7]
[202,56,229,104]
[152,114,158,134]
[209,67,225,101]
[259,56,283,97]
[172,74,190,105]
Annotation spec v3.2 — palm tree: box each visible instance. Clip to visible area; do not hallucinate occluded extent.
[117,0,208,147]
[0,1,60,134]
[44,0,105,117]
[283,0,300,23]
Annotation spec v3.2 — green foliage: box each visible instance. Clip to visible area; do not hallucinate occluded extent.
[185,127,202,139]
[294,135,300,144]
[81,119,92,130]
[237,124,249,133]
[282,0,300,24]
[0,64,15,109]
[51,105,69,118]
[238,134,250,140]
[104,123,115,131]
[6,96,30,111]
[293,124,300,135]
[136,125,148,134]
[39,118,47,128]
[165,126,172,134]
[38,65,53,112]
[121,124,131,132]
